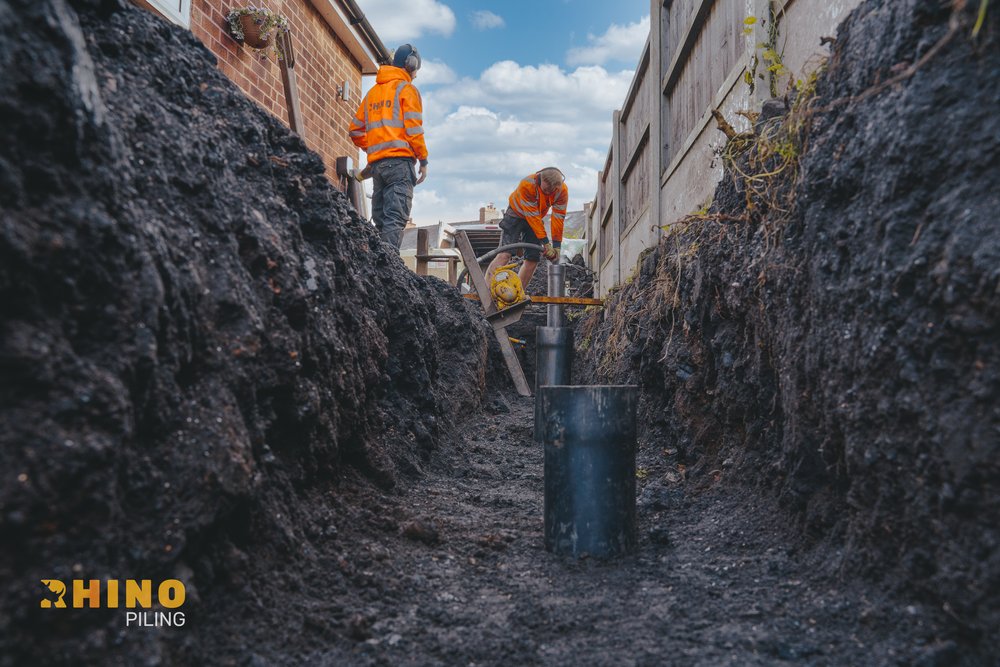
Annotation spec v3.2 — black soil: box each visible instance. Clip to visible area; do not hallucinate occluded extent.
[1,0,494,662]
[576,0,999,660]
[1,0,997,665]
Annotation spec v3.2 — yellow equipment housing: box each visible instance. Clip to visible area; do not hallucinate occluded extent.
[490,263,526,310]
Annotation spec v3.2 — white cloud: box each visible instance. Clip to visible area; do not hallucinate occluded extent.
[426,61,634,120]
[566,16,650,66]
[406,61,635,225]
[413,188,446,210]
[416,59,457,85]
[355,0,456,43]
[470,10,505,30]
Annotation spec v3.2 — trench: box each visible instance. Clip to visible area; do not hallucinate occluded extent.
[1,0,998,665]
[172,395,959,666]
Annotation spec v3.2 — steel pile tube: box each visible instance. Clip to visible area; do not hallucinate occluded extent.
[546,263,565,326]
[540,385,639,558]
[533,326,574,441]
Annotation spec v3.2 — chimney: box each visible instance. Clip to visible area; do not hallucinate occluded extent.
[482,203,501,222]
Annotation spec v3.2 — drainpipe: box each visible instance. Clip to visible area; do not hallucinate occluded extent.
[339,0,392,65]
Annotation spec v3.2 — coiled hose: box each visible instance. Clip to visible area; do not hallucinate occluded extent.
[456,243,595,290]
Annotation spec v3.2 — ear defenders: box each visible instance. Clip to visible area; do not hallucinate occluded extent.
[393,44,422,73]
[537,167,566,189]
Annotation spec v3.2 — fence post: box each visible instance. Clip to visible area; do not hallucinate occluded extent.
[415,227,429,276]
[650,0,664,245]
[612,110,623,287]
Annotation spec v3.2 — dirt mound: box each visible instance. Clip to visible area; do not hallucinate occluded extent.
[0,0,495,662]
[577,0,999,655]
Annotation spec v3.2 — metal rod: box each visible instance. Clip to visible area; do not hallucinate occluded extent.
[546,263,565,326]
[460,294,604,306]
[540,385,639,558]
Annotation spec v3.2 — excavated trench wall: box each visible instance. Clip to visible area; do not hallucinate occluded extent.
[578,0,999,652]
[0,0,497,661]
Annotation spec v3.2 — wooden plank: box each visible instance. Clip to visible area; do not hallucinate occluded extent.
[454,231,497,316]
[277,32,304,137]
[463,294,604,306]
[495,329,532,397]
[415,227,429,276]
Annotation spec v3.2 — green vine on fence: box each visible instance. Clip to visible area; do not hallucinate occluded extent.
[742,7,788,98]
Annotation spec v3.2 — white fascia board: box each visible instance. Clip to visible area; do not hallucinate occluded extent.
[144,0,191,28]
[307,0,380,75]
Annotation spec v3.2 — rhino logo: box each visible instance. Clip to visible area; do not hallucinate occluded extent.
[40,579,67,608]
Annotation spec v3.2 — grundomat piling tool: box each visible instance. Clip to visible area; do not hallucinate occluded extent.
[453,231,532,396]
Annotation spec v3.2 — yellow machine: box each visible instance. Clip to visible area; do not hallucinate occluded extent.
[490,263,526,310]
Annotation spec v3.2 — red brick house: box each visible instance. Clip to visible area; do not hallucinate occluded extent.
[133,0,389,187]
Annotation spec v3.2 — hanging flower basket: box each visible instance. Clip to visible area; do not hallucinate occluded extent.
[226,6,290,60]
[238,13,270,49]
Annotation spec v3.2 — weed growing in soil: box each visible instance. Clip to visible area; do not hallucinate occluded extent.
[714,62,824,249]
[973,0,990,37]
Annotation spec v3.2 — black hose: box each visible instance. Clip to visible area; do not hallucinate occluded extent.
[456,243,596,289]
[476,243,551,265]
[455,243,551,288]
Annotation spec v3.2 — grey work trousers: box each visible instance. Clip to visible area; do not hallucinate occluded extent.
[370,157,416,251]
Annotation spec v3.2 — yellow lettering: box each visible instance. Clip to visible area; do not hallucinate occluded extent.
[158,580,186,609]
[40,579,67,608]
[73,579,101,609]
[125,579,152,608]
[106,579,119,608]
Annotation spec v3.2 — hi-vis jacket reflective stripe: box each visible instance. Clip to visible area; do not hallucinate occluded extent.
[508,173,569,246]
[350,65,428,163]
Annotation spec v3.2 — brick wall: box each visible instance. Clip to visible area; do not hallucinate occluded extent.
[188,0,365,188]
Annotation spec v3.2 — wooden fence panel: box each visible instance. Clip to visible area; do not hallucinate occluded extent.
[664,0,744,167]
[599,161,611,221]
[664,0,701,74]
[621,141,650,233]
[601,205,614,267]
[620,53,651,164]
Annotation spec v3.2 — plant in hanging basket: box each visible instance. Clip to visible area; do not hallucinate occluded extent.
[226,5,290,60]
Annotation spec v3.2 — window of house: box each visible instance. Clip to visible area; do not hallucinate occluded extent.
[146,0,191,28]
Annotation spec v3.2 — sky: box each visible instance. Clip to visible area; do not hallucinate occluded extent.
[353,0,650,226]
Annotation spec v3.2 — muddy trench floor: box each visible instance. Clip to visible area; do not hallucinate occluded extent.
[192,398,962,666]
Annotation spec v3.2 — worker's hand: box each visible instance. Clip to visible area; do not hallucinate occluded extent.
[542,243,559,262]
[416,163,428,185]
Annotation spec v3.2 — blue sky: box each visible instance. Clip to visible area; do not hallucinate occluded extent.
[354,0,649,225]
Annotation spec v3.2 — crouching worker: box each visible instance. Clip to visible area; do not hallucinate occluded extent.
[485,167,568,307]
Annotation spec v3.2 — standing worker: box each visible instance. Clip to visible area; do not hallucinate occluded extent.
[349,44,428,251]
[486,168,568,298]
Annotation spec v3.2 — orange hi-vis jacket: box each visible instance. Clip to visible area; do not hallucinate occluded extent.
[508,173,569,247]
[350,65,428,164]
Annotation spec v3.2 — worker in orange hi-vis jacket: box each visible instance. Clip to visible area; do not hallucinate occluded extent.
[349,44,428,251]
[485,167,568,292]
